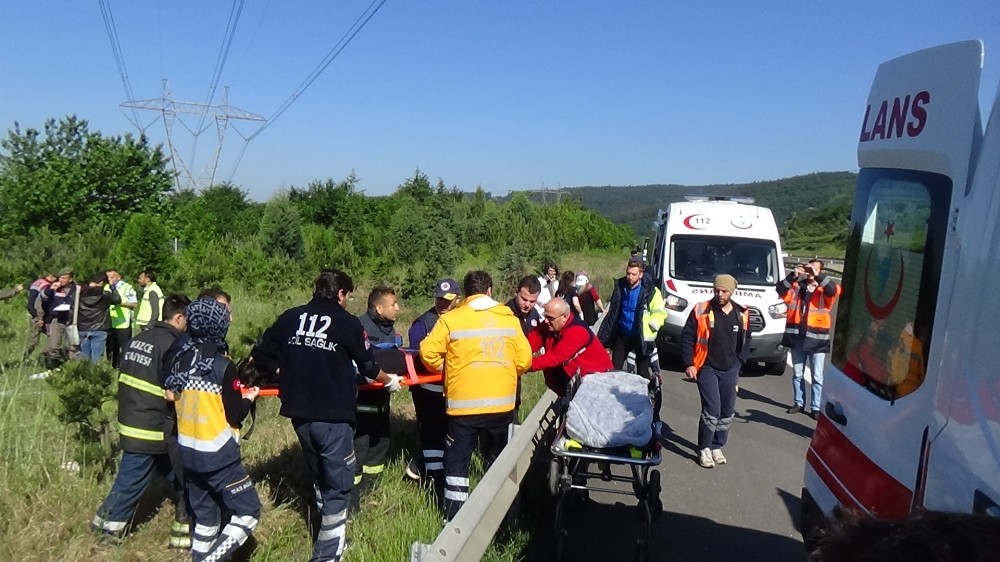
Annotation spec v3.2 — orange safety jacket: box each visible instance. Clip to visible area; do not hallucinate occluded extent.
[780,275,841,354]
[688,300,750,371]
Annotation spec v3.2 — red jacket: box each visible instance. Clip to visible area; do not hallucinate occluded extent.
[528,313,613,395]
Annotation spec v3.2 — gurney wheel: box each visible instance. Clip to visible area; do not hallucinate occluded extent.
[554,529,568,561]
[548,458,561,496]
[647,470,663,517]
[634,538,649,562]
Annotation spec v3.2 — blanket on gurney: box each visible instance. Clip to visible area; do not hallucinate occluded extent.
[565,371,653,448]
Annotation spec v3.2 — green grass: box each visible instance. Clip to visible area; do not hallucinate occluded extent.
[0,250,624,561]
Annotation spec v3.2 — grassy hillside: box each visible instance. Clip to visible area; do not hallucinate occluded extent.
[511,171,857,256]
[549,171,856,235]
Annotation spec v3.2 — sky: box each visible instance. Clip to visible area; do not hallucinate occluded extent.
[2,1,1000,200]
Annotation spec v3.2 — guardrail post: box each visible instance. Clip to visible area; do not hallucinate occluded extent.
[411,389,559,562]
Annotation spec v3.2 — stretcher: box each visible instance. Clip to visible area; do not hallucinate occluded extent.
[248,347,441,397]
[547,371,663,562]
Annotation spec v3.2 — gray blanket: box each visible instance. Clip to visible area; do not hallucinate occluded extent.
[565,371,653,448]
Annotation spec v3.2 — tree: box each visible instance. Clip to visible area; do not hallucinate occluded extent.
[258,193,305,260]
[112,212,176,279]
[0,115,172,236]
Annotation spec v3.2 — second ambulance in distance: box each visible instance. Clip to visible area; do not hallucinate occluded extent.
[647,196,789,374]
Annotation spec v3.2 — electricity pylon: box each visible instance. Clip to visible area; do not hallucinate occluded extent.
[121,79,265,191]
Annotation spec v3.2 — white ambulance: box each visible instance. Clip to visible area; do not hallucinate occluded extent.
[646,196,789,374]
[801,39,1000,542]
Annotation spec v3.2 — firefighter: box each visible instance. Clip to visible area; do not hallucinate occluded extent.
[92,293,192,549]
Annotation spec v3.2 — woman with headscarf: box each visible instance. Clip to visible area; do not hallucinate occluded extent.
[165,299,260,562]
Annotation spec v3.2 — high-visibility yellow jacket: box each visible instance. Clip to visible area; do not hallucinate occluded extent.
[136,282,163,326]
[108,281,137,329]
[419,294,533,416]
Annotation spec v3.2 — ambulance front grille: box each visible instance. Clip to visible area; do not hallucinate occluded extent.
[747,307,765,333]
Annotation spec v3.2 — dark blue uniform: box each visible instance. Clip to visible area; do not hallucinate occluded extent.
[253,298,380,562]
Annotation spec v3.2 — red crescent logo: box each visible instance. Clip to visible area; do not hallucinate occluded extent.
[863,251,905,320]
[683,215,708,230]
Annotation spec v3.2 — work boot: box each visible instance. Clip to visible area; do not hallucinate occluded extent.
[405,458,424,482]
[786,405,804,414]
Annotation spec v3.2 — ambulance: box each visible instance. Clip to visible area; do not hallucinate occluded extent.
[646,196,789,374]
[801,39,1000,543]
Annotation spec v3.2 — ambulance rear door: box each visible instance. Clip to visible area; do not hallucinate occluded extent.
[806,40,983,519]
[920,78,1000,515]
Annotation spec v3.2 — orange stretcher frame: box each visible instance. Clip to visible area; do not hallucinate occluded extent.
[250,350,442,397]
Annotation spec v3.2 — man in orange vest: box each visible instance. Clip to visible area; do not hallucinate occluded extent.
[777,260,841,420]
[681,274,752,469]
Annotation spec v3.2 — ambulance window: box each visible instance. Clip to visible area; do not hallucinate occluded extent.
[669,235,778,286]
[831,168,951,400]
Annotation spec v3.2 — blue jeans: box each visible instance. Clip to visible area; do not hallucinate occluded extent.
[80,330,108,363]
[791,343,825,412]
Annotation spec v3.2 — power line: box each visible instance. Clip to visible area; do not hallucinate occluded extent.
[97,0,143,129]
[227,0,389,182]
[191,0,247,172]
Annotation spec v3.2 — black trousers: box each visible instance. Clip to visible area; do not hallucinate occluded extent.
[107,327,132,368]
[611,334,650,377]
[443,411,513,521]
[353,389,390,487]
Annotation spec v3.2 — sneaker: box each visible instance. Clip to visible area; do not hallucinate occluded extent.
[809,410,820,421]
[405,458,423,482]
[698,448,715,469]
[786,405,803,414]
[711,449,727,465]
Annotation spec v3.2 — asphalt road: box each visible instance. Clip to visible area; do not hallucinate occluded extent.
[523,358,814,562]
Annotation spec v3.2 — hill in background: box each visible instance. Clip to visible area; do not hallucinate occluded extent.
[511,171,857,255]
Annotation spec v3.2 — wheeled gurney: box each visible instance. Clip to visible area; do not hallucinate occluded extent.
[547,371,663,562]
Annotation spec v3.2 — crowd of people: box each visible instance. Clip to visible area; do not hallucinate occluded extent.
[0,253,845,561]
[7,267,163,372]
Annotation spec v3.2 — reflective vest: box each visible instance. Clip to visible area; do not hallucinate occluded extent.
[419,294,533,416]
[691,300,750,371]
[136,282,163,326]
[782,281,841,353]
[175,356,241,472]
[108,281,136,329]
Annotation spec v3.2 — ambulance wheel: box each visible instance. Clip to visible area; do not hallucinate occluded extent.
[554,529,568,561]
[548,458,561,496]
[635,539,649,562]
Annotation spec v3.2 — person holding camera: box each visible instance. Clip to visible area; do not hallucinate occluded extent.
[777,259,841,420]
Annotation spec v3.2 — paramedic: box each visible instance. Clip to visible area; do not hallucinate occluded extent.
[355,286,402,505]
[252,269,401,562]
[528,297,613,396]
[777,259,841,420]
[506,276,542,335]
[419,270,532,521]
[404,278,461,499]
[681,274,751,469]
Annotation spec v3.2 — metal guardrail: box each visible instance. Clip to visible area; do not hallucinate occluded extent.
[410,389,560,562]
[784,255,844,272]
